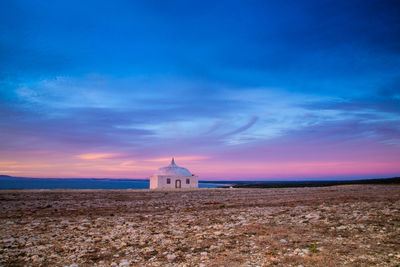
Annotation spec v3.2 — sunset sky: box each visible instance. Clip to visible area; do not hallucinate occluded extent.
[1,0,400,180]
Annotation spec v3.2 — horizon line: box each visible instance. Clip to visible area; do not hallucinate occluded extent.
[1,174,399,182]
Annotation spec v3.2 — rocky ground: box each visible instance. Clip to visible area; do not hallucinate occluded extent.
[0,185,399,267]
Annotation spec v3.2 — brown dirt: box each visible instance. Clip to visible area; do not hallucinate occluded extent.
[0,185,399,266]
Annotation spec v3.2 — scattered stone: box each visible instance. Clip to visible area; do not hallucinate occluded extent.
[167,254,176,261]
[0,185,399,266]
[119,259,130,267]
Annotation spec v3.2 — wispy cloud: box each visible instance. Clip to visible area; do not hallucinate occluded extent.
[76,153,125,160]
[143,156,210,162]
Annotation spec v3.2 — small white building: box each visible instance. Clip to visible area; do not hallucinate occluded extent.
[150,158,198,189]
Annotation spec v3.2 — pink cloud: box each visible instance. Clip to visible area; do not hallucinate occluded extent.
[76,153,125,160]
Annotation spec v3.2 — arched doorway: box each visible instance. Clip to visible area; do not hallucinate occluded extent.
[175,179,181,188]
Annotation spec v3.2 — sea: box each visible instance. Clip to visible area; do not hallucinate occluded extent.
[2,175,390,190]
[0,176,229,189]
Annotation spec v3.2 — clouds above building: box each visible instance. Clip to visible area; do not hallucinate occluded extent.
[1,0,399,179]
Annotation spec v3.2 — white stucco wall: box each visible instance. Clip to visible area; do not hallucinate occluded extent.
[150,175,198,189]
[150,175,158,189]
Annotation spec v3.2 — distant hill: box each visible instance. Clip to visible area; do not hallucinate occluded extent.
[231,177,400,188]
[0,175,27,180]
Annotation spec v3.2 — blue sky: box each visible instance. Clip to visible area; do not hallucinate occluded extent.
[0,0,399,179]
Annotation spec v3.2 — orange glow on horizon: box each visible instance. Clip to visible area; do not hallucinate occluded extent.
[0,154,399,179]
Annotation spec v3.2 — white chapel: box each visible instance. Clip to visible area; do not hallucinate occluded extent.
[150,158,198,189]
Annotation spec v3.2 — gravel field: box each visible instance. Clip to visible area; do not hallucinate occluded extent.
[0,185,399,266]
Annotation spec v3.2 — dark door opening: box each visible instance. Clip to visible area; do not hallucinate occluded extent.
[175,179,181,188]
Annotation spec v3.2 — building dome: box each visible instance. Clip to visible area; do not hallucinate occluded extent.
[154,158,192,176]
